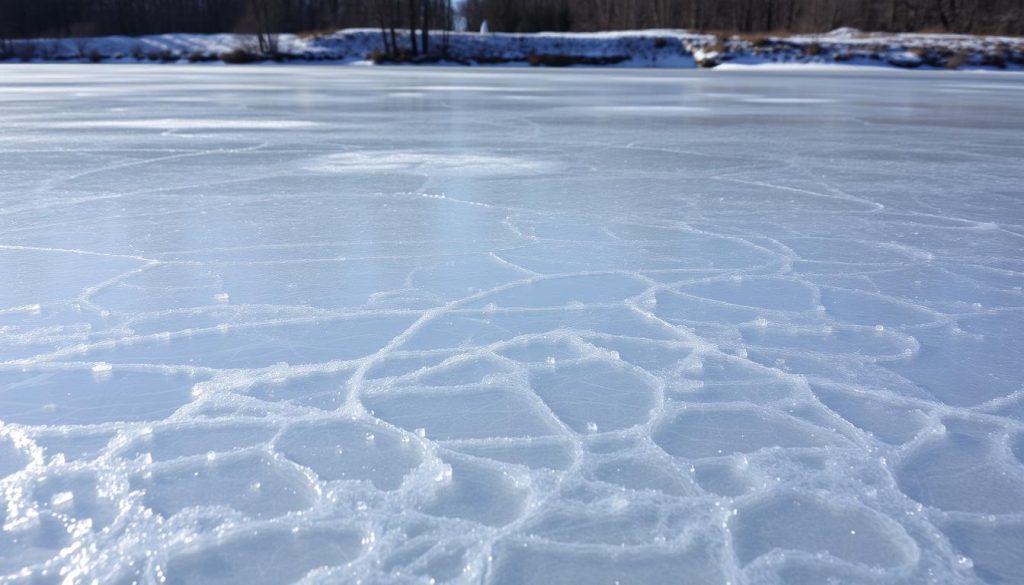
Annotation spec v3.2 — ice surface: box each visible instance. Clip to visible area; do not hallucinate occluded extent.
[1,64,1023,584]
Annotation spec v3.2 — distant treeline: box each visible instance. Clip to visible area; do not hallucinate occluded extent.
[2,0,1022,40]
[0,0,377,38]
[463,0,1024,35]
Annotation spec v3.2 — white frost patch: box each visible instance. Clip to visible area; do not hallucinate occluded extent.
[743,97,837,104]
[584,105,709,114]
[408,85,546,92]
[44,118,319,130]
[715,62,873,72]
[305,151,550,175]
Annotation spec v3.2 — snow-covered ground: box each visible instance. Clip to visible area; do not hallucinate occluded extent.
[2,65,1024,584]
[1,29,708,66]
[3,27,1023,70]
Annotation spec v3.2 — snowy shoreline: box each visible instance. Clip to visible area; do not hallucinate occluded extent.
[3,28,1023,71]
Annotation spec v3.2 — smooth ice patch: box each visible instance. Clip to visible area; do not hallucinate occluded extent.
[80,315,417,369]
[424,458,529,526]
[491,538,728,585]
[466,274,649,309]
[896,424,1024,514]
[0,370,199,425]
[676,277,817,312]
[365,387,560,440]
[163,526,364,585]
[136,453,316,519]
[653,405,846,458]
[732,491,918,568]
[530,360,658,433]
[0,434,30,480]
[277,419,422,489]
[119,421,277,462]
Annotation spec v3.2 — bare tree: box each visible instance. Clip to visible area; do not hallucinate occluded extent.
[421,0,431,55]
[406,0,418,54]
[1,0,1021,40]
[246,0,281,55]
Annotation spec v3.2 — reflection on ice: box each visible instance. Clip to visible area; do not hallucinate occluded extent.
[1,64,1023,584]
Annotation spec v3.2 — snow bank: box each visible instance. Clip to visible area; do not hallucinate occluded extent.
[714,29,1024,70]
[2,28,1022,71]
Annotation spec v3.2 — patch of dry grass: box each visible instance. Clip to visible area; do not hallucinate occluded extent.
[946,50,971,69]
[297,28,337,41]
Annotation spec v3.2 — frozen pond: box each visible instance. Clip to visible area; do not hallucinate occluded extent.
[1,64,1023,584]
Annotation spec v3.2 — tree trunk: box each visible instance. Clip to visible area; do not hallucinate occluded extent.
[376,0,391,54]
[408,0,419,54]
[421,0,431,55]
[390,0,399,53]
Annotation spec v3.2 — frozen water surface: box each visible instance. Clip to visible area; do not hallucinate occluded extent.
[1,64,1023,584]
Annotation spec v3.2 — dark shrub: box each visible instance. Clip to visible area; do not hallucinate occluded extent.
[528,54,572,66]
[980,50,1008,69]
[528,54,629,67]
[74,39,90,59]
[221,49,261,64]
[16,42,38,62]
[37,41,59,60]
